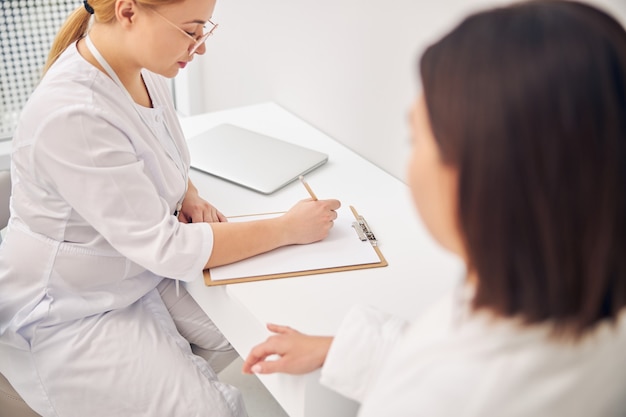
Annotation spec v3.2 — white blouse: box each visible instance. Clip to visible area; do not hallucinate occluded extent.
[321,288,626,417]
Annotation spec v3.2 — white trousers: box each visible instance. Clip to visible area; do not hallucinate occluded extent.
[1,279,247,417]
[156,279,239,374]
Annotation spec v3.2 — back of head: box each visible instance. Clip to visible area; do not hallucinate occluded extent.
[420,0,626,336]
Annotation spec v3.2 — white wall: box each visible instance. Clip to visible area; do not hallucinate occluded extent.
[183,0,626,181]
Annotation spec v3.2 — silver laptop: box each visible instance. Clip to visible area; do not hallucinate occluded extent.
[187,124,328,194]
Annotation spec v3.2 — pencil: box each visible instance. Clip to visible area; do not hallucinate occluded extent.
[299,175,318,201]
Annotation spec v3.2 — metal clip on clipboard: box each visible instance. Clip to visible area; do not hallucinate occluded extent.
[350,206,378,246]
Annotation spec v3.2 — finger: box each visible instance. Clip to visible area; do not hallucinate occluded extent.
[204,207,222,223]
[242,352,269,374]
[187,208,203,223]
[248,359,286,375]
[242,348,278,374]
[326,199,341,210]
[200,208,215,223]
[244,341,280,369]
[242,356,263,374]
[266,323,297,335]
[217,211,228,222]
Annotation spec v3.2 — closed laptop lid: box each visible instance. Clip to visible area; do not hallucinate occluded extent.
[187,123,328,194]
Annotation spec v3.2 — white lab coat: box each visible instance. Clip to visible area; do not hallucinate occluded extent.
[0,43,244,416]
[321,287,626,417]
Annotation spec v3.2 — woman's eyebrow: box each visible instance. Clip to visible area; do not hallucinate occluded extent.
[184,19,208,25]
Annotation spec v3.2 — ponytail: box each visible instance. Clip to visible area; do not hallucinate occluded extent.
[43,6,92,75]
[42,0,178,75]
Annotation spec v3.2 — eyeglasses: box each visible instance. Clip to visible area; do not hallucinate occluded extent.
[148,7,218,55]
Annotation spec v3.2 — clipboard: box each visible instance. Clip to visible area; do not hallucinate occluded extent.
[203,205,387,286]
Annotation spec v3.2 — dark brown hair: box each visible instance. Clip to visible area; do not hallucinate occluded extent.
[420,0,626,336]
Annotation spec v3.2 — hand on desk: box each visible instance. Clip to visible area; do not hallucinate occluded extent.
[242,324,333,375]
[179,180,227,223]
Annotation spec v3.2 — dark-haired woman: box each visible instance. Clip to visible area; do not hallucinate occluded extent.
[242,1,626,415]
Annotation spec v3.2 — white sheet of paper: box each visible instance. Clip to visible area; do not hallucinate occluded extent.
[209,207,380,281]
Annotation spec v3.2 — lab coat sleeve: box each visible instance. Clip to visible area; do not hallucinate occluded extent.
[320,304,408,402]
[30,104,211,281]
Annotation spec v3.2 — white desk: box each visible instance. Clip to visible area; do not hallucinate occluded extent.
[181,103,463,417]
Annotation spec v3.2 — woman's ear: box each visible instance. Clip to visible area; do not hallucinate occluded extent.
[115,0,137,26]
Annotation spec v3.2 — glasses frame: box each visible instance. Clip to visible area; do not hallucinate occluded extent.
[147,7,218,55]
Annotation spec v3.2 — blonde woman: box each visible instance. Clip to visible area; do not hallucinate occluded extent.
[0,1,339,416]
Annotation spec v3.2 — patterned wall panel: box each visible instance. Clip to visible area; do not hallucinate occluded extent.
[1,1,78,140]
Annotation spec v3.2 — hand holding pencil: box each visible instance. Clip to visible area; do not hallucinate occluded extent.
[279,176,340,244]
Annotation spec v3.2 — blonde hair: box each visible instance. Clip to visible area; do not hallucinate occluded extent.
[43,0,181,74]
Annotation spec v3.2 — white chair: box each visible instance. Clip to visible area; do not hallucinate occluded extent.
[0,373,40,417]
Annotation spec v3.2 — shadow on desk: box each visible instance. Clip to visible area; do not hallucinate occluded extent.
[220,358,289,417]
